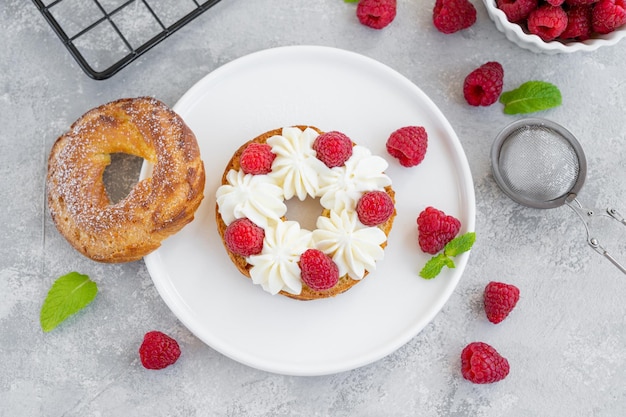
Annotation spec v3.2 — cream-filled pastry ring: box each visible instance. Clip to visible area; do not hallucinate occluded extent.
[215,126,395,300]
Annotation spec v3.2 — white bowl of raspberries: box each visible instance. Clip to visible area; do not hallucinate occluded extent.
[483,0,626,54]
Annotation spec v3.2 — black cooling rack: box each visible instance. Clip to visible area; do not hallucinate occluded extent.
[32,0,222,80]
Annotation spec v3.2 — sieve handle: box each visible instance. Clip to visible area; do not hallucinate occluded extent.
[565,201,626,274]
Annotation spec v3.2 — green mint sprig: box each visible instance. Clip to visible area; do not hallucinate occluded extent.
[499,81,562,115]
[40,272,98,332]
[419,232,476,279]
[344,0,359,3]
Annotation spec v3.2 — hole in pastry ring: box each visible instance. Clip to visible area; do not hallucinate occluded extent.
[46,97,206,263]
[216,126,395,301]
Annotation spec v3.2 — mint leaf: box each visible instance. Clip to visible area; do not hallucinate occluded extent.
[40,272,98,332]
[420,254,455,279]
[344,0,359,2]
[444,232,476,257]
[419,232,476,279]
[500,81,562,115]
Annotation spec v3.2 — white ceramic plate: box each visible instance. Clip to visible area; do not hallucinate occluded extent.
[142,45,475,376]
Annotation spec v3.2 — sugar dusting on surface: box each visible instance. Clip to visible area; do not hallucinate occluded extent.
[47,97,204,258]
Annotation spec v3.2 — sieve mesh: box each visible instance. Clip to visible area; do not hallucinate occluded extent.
[497,125,580,203]
[492,119,625,274]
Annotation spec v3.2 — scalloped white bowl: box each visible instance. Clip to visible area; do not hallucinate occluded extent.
[483,0,626,54]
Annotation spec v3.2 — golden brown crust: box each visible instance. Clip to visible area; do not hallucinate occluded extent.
[47,97,205,263]
[216,126,395,300]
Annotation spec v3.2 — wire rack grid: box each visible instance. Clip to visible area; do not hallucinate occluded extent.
[32,0,222,80]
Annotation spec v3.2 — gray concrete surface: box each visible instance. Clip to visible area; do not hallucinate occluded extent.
[1,1,625,416]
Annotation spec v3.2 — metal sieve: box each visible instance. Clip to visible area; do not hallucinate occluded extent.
[491,118,626,274]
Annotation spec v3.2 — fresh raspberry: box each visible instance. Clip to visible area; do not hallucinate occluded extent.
[433,0,477,34]
[417,206,461,254]
[463,62,504,107]
[312,131,353,168]
[356,190,394,226]
[565,0,599,5]
[461,342,510,384]
[386,126,428,167]
[139,331,181,370]
[356,0,397,30]
[496,0,539,23]
[299,249,339,290]
[483,281,521,324]
[527,4,568,41]
[240,142,276,175]
[592,0,626,34]
[546,0,565,5]
[224,218,265,257]
[561,5,593,39]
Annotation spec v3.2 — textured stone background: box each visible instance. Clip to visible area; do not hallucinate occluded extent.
[1,1,625,416]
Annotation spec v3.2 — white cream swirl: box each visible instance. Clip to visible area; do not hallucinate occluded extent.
[318,145,391,212]
[312,210,387,280]
[268,127,328,201]
[216,169,286,228]
[248,220,313,295]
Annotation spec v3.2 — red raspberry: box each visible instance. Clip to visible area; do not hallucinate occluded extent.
[461,342,510,384]
[433,0,477,34]
[496,0,539,23]
[546,0,565,5]
[240,143,276,175]
[356,0,397,30]
[527,4,568,41]
[224,218,265,257]
[356,190,394,226]
[484,281,521,324]
[561,5,593,40]
[312,131,353,168]
[299,249,339,290]
[139,331,181,370]
[463,62,504,107]
[565,0,599,5]
[386,126,428,167]
[592,0,626,34]
[417,206,461,254]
